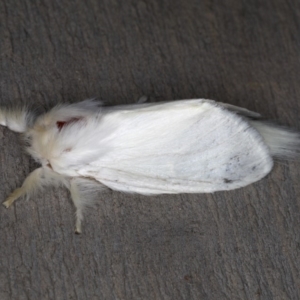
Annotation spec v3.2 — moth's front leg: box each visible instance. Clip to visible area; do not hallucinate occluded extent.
[3,187,26,208]
[3,168,43,208]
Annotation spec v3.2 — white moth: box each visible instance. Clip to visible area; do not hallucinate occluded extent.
[1,99,299,233]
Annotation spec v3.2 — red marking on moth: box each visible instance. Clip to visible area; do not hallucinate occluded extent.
[47,163,53,169]
[56,117,82,131]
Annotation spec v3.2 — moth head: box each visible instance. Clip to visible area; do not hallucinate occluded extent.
[24,115,59,166]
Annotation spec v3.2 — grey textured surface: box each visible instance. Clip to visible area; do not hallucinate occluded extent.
[0,0,300,299]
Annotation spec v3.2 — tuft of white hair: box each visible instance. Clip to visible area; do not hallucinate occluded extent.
[0,107,33,133]
[249,120,300,159]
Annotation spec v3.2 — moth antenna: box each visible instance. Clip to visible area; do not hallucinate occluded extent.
[0,107,33,133]
[219,102,261,119]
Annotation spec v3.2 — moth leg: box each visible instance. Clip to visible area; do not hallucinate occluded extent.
[3,187,26,208]
[3,168,43,208]
[69,179,84,234]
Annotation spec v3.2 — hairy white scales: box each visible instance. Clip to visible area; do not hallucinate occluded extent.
[1,99,299,232]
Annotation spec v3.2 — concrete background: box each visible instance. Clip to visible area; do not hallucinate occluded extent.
[0,0,300,299]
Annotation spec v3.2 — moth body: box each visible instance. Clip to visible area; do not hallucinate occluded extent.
[1,99,299,233]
